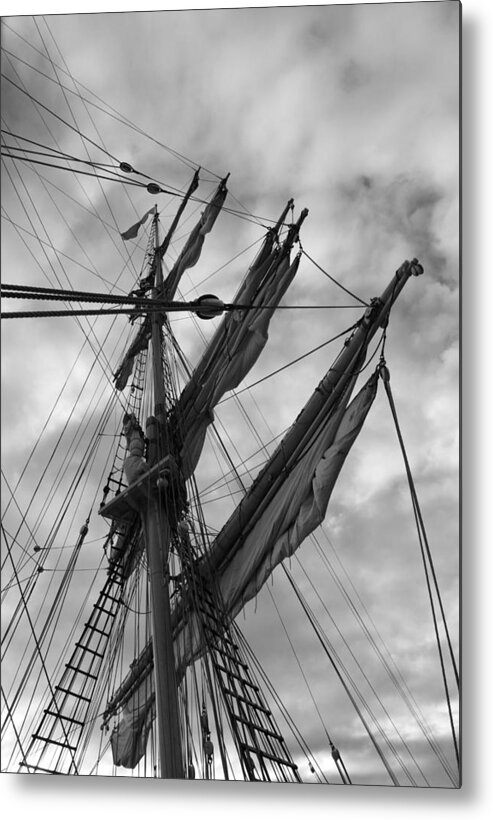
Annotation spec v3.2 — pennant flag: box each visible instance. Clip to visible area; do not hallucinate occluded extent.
[120,207,156,241]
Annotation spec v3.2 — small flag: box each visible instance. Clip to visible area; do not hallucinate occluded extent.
[120,207,156,241]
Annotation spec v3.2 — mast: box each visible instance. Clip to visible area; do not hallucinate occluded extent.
[143,208,184,778]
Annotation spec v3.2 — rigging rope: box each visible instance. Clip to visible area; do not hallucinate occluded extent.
[1,209,128,293]
[2,74,120,163]
[378,361,460,770]
[1,21,214,174]
[282,567,400,786]
[292,552,424,786]
[311,527,457,785]
[301,248,369,307]
[1,130,135,399]
[0,64,142,279]
[1,19,455,781]
[268,583,350,784]
[217,323,359,404]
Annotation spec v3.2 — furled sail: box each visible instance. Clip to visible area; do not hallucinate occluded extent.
[110,678,156,769]
[161,176,228,299]
[113,177,228,391]
[170,207,308,479]
[207,370,377,616]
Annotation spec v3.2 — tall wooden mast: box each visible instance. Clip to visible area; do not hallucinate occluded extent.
[143,208,184,778]
[100,209,185,777]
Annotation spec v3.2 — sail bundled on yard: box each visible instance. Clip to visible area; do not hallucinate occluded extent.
[161,177,228,299]
[211,370,377,616]
[171,206,307,479]
[174,250,302,478]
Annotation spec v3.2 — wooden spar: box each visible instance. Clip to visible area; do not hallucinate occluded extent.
[144,209,184,778]
[200,257,424,578]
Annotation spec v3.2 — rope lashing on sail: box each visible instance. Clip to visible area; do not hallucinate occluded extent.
[378,360,460,770]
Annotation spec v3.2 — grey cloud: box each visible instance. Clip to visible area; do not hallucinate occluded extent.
[1,4,459,786]
[337,173,449,283]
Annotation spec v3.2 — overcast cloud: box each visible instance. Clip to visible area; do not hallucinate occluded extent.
[1,1,459,790]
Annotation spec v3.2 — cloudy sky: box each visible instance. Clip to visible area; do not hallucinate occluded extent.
[1,0,463,806]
